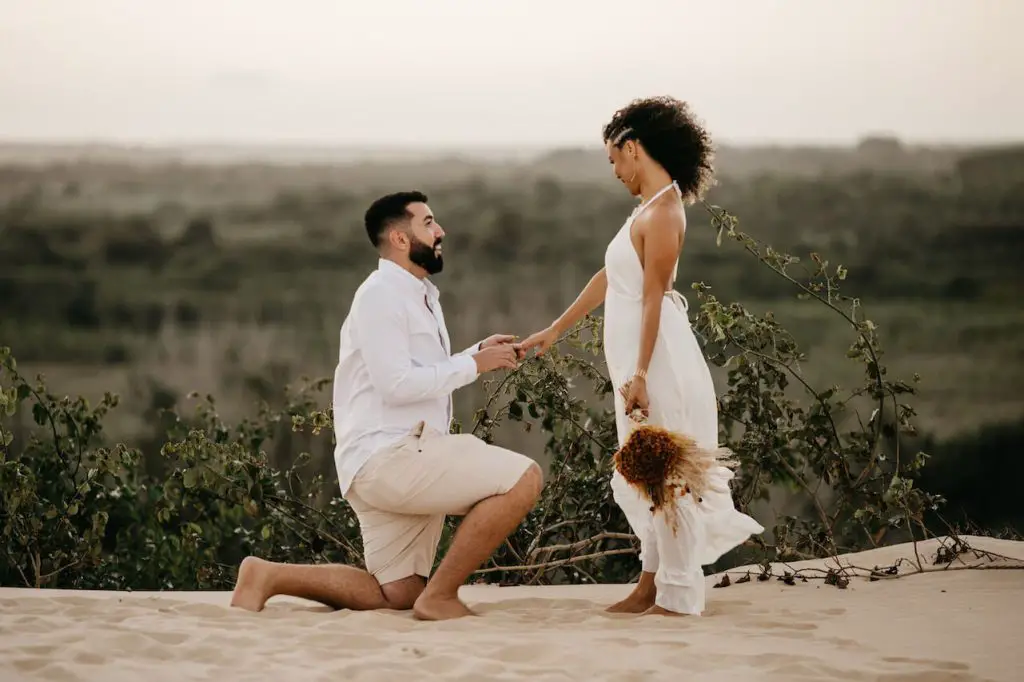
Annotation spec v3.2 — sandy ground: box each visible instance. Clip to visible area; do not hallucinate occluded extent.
[1,536,1021,682]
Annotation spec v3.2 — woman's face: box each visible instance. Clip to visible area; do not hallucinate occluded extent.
[606,139,641,197]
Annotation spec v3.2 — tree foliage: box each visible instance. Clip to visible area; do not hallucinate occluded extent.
[0,199,954,591]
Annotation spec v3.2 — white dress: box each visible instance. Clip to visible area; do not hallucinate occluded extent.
[603,181,765,615]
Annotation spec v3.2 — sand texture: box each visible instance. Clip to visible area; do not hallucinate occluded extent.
[1,536,1021,682]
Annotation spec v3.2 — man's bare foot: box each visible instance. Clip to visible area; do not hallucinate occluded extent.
[412,592,475,621]
[643,604,687,617]
[230,556,272,612]
[605,589,656,614]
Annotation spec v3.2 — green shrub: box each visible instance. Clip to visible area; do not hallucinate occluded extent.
[0,203,946,589]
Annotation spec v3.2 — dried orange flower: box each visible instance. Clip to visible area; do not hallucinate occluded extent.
[613,423,737,533]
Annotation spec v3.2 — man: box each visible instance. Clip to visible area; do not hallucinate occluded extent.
[230,191,542,621]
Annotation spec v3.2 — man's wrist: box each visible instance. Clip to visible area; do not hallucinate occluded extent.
[459,353,481,378]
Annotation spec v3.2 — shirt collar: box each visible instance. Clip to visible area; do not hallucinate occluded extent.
[377,258,439,300]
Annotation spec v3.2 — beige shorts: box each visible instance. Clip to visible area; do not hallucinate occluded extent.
[346,423,536,585]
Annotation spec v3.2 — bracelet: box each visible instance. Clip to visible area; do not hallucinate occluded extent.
[634,368,648,381]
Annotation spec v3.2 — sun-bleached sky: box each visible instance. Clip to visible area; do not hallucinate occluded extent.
[1,0,1021,147]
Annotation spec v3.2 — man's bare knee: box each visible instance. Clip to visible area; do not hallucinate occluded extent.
[379,574,426,610]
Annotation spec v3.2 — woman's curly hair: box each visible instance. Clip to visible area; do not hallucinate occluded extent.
[602,96,716,203]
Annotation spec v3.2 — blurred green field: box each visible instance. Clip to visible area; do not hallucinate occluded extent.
[2,143,1022,454]
[10,296,1023,459]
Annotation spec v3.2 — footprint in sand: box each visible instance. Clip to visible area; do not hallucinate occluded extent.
[138,644,179,662]
[105,632,152,651]
[8,617,59,634]
[53,596,104,608]
[751,651,979,682]
[15,644,60,657]
[144,631,190,646]
[187,645,233,664]
[493,642,567,663]
[416,652,502,676]
[303,632,382,650]
[93,612,136,625]
[475,597,601,620]
[14,661,81,682]
[699,599,754,617]
[72,651,107,665]
[12,657,50,673]
[754,653,868,680]
[873,666,980,682]
[881,656,971,671]
[744,619,819,632]
[818,635,861,650]
[172,603,230,618]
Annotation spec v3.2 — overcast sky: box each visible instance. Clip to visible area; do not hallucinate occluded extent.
[1,0,1021,147]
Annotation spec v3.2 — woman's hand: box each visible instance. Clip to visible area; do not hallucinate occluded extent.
[515,325,559,358]
[620,376,650,421]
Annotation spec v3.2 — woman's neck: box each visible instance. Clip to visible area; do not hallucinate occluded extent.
[638,170,675,204]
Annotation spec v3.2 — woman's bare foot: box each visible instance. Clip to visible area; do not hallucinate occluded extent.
[230,556,272,612]
[643,604,687,617]
[605,588,656,614]
[412,591,475,621]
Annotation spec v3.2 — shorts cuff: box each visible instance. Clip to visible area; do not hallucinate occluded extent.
[372,558,429,587]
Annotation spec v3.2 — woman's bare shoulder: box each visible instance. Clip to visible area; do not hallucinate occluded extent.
[637,200,686,239]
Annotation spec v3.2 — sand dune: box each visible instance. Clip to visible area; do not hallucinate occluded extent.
[1,536,1021,682]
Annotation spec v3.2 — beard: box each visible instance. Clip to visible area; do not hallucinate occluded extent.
[409,236,444,275]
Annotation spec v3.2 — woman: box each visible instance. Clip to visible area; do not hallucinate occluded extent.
[517,96,764,616]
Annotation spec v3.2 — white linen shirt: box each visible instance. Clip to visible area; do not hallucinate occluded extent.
[332,259,482,495]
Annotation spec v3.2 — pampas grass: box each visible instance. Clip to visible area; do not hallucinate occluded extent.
[613,412,737,533]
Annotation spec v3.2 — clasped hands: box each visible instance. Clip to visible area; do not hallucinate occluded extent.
[473,328,650,417]
[471,328,551,374]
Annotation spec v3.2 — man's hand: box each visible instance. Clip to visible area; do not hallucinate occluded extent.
[479,334,517,350]
[480,333,529,360]
[472,344,519,373]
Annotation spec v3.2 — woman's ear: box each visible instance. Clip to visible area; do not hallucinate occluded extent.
[622,139,634,157]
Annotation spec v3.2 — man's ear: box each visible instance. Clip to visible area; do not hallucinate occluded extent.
[386,227,407,251]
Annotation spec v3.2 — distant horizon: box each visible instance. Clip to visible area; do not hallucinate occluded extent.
[2,132,1019,152]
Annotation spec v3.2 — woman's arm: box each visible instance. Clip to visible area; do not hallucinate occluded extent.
[551,267,607,334]
[634,214,684,378]
[517,268,607,357]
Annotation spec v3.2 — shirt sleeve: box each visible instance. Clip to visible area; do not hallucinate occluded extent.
[353,285,479,405]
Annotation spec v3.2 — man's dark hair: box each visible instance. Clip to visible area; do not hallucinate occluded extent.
[364,190,429,248]
[602,96,715,203]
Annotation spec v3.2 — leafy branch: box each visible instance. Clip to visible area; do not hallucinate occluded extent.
[0,197,988,592]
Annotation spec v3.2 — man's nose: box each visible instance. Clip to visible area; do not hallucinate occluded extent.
[433,224,445,239]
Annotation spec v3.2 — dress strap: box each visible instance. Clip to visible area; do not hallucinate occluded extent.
[665,288,689,313]
[633,181,681,218]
